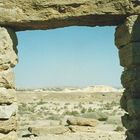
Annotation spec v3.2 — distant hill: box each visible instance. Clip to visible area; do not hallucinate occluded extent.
[82,85,123,93]
[17,85,124,93]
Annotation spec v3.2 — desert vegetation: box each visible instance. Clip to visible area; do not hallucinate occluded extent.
[17,86,126,140]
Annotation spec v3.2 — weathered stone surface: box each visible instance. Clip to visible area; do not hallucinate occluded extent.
[67,117,99,127]
[68,125,95,133]
[121,68,140,88]
[127,99,140,117]
[116,14,140,140]
[0,115,17,133]
[0,88,16,104]
[121,68,140,92]
[28,125,70,136]
[0,131,17,140]
[115,15,140,48]
[122,114,140,131]
[123,89,140,98]
[123,82,140,93]
[126,130,140,140]
[119,43,140,67]
[0,27,18,70]
[0,70,15,89]
[0,1,140,140]
[0,104,17,119]
[0,0,137,31]
[120,94,128,112]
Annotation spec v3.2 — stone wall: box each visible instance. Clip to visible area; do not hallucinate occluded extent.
[0,1,140,140]
[0,27,18,140]
[115,15,140,140]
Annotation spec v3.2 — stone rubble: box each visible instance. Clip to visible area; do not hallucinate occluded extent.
[67,117,99,127]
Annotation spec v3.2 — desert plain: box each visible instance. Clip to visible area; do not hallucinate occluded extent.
[17,86,126,140]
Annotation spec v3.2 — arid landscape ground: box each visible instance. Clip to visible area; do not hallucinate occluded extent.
[17,86,126,140]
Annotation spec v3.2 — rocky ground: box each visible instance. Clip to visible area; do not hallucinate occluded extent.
[17,87,126,140]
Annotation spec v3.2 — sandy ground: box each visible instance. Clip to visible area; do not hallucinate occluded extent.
[17,90,126,140]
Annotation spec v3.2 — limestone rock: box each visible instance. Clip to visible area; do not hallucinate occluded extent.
[0,116,17,133]
[67,117,99,127]
[123,89,140,98]
[115,15,140,48]
[121,67,140,93]
[123,81,140,93]
[120,94,128,112]
[28,125,70,136]
[122,114,140,131]
[0,131,17,140]
[0,27,18,70]
[0,70,15,89]
[127,99,140,117]
[126,130,140,140]
[121,68,140,89]
[0,88,16,104]
[119,43,140,68]
[121,68,140,93]
[0,104,17,119]
[0,0,136,30]
[68,125,95,133]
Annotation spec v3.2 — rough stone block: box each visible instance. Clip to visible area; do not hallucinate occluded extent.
[127,99,140,117]
[126,130,140,140]
[121,68,140,88]
[0,115,17,133]
[119,43,140,68]
[0,70,15,89]
[124,82,140,93]
[123,89,140,99]
[121,68,140,93]
[0,0,135,30]
[67,117,99,127]
[0,104,17,119]
[0,88,16,104]
[0,131,17,140]
[122,114,140,131]
[0,27,18,70]
[28,125,70,136]
[115,15,140,48]
[120,94,128,112]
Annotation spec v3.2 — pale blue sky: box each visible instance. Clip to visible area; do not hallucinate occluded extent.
[14,26,123,89]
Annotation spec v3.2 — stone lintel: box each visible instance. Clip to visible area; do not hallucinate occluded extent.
[0,0,138,31]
